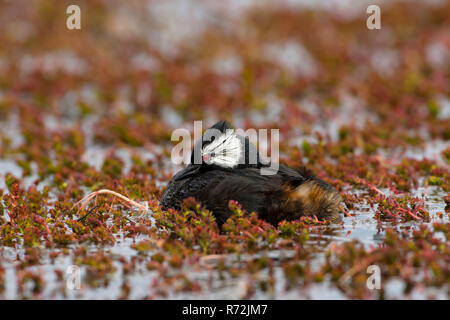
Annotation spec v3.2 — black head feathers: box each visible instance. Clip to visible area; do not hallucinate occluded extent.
[209,120,232,133]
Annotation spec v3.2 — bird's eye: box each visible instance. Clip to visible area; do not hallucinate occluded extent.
[210,136,215,142]
[211,152,215,157]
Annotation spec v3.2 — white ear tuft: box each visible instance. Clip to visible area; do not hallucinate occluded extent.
[202,130,242,168]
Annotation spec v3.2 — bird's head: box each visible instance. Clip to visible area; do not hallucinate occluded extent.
[190,120,261,169]
[174,121,263,181]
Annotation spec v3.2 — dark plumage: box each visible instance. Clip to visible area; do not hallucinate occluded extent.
[160,121,342,226]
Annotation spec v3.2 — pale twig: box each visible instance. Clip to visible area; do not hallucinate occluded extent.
[71,189,149,217]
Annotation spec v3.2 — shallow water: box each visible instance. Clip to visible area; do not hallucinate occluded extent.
[0,104,448,299]
[0,139,447,299]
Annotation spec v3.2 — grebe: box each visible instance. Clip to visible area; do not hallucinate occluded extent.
[160,121,342,226]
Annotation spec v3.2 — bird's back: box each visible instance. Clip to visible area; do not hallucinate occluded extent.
[160,164,341,226]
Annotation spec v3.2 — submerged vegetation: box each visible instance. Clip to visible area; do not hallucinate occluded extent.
[0,0,448,299]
